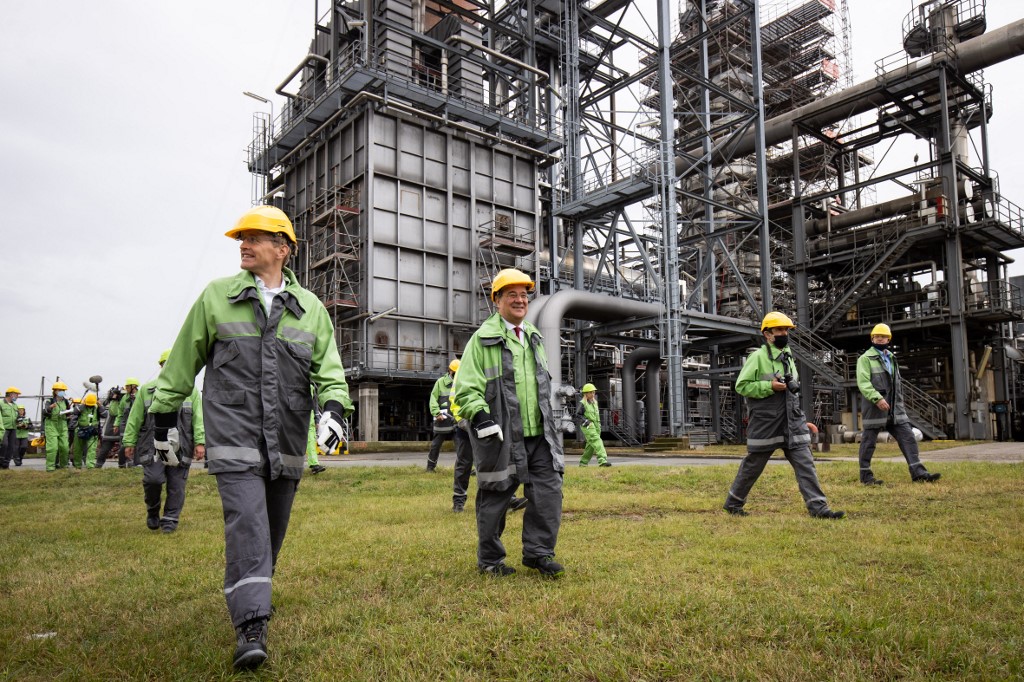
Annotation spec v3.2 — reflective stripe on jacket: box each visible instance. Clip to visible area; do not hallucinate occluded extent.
[451,313,563,490]
[857,347,908,429]
[735,344,810,453]
[151,268,352,480]
[123,381,204,466]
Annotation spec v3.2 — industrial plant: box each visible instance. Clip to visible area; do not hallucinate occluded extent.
[245,0,1024,445]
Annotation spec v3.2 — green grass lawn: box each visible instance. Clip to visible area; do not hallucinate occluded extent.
[1,459,1021,681]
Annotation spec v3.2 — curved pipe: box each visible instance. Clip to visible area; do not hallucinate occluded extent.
[622,347,662,441]
[276,54,331,99]
[529,290,663,397]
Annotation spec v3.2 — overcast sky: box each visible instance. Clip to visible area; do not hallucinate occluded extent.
[2,1,1022,415]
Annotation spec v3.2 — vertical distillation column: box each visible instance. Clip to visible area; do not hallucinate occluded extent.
[656,0,685,437]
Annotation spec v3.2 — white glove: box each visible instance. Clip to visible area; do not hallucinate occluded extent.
[472,413,503,441]
[317,411,347,453]
[155,427,180,467]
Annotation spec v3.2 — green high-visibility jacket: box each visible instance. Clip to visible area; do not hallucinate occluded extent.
[151,268,352,480]
[451,312,563,490]
[16,409,31,438]
[0,400,17,430]
[735,343,811,453]
[123,380,204,466]
[429,374,454,416]
[857,347,908,429]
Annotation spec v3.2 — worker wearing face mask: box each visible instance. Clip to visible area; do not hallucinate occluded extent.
[44,382,72,471]
[723,312,845,519]
[856,324,941,485]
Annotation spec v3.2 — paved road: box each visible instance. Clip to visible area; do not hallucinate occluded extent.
[10,442,1022,473]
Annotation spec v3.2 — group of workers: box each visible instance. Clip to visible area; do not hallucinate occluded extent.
[2,203,945,673]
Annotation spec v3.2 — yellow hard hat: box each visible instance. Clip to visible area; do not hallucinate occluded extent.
[83,394,98,407]
[581,383,597,393]
[490,268,535,302]
[159,349,172,365]
[72,398,81,404]
[870,323,892,338]
[52,381,69,391]
[225,205,297,245]
[5,386,20,395]
[449,359,460,372]
[124,378,140,387]
[760,311,795,331]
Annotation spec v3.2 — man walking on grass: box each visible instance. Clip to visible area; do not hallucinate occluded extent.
[150,206,353,671]
[452,268,565,578]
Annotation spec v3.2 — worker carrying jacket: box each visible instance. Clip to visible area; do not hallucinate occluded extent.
[857,346,909,430]
[735,343,811,453]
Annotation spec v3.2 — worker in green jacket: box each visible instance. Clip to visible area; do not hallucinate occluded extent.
[723,312,845,519]
[149,206,353,671]
[577,383,610,467]
[856,323,941,485]
[71,393,107,468]
[451,268,565,578]
[117,379,141,468]
[425,360,458,471]
[43,381,72,471]
[15,406,31,466]
[123,349,205,532]
[95,385,125,468]
[0,386,20,468]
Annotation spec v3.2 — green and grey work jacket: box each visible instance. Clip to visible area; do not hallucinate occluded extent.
[735,344,811,453]
[151,268,353,480]
[123,381,204,466]
[451,313,564,490]
[856,347,908,429]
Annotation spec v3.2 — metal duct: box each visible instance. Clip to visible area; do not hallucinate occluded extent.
[622,347,662,442]
[725,17,1024,160]
[528,289,662,397]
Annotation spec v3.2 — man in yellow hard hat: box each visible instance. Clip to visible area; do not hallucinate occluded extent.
[123,350,205,531]
[71,393,107,469]
[425,359,461,472]
[856,324,941,485]
[577,383,610,467]
[0,387,20,468]
[43,381,72,471]
[149,205,352,670]
[451,268,566,577]
[723,312,845,519]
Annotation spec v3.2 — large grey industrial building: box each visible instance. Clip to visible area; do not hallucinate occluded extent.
[245,0,1024,445]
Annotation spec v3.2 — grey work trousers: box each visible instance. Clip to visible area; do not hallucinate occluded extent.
[142,461,191,530]
[0,429,17,468]
[452,428,473,507]
[426,429,452,469]
[858,421,928,481]
[216,470,300,628]
[725,445,830,515]
[476,435,562,568]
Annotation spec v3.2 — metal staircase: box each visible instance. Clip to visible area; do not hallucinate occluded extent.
[901,380,949,439]
[811,229,916,334]
[607,414,643,447]
[789,327,847,387]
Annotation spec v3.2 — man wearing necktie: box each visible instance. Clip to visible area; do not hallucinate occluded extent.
[856,323,941,485]
[451,268,565,578]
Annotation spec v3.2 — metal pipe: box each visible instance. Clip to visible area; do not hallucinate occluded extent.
[621,347,660,442]
[446,35,548,80]
[727,17,1024,160]
[276,54,331,99]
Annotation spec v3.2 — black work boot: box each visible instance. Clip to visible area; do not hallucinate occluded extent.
[146,513,159,530]
[233,618,269,671]
[309,464,326,475]
[913,472,941,483]
[508,496,528,511]
[479,563,516,577]
[811,509,846,519]
[861,477,884,486]
[522,555,565,578]
[724,505,749,517]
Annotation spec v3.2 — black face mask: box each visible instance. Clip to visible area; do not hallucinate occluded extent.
[772,335,789,349]
[872,342,889,353]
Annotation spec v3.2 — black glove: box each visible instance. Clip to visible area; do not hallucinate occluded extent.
[152,411,180,466]
[472,410,503,441]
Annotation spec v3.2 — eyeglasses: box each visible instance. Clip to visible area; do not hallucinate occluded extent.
[236,233,273,245]
[501,292,531,301]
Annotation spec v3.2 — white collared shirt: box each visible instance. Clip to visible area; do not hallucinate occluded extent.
[255,274,286,312]
[502,317,527,346]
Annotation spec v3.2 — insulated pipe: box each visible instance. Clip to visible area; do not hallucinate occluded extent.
[529,290,663,399]
[276,54,332,99]
[622,348,661,441]
[725,17,1024,160]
